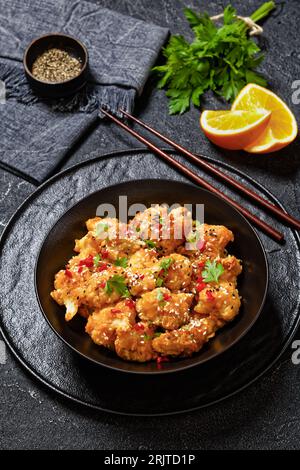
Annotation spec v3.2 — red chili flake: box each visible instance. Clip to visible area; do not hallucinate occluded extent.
[125,299,135,309]
[111,308,121,314]
[101,250,109,259]
[156,356,169,367]
[163,293,171,301]
[79,255,94,268]
[65,269,73,278]
[139,274,145,280]
[158,269,164,277]
[133,323,145,332]
[99,281,106,289]
[196,275,204,283]
[198,261,205,268]
[78,266,83,274]
[197,240,206,252]
[206,290,215,301]
[97,263,108,272]
[196,282,206,292]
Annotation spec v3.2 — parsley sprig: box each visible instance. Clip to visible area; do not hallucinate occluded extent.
[104,275,131,298]
[202,260,224,283]
[153,2,275,114]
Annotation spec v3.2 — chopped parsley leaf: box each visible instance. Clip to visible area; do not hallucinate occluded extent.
[144,239,156,249]
[156,289,164,302]
[160,257,173,272]
[96,221,109,237]
[156,277,164,287]
[115,257,128,268]
[104,275,131,298]
[156,289,166,306]
[202,260,224,283]
[93,254,101,267]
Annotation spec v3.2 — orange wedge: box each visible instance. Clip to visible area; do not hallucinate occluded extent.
[232,84,298,153]
[200,109,271,150]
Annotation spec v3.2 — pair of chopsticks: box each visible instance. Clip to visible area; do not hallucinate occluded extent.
[101,108,300,243]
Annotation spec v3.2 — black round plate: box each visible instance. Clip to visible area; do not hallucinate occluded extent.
[0,148,299,415]
[35,179,268,374]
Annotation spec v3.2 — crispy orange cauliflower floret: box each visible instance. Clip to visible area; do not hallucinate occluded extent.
[194,282,241,322]
[126,252,192,296]
[128,205,192,254]
[136,287,193,330]
[85,300,136,350]
[115,322,157,362]
[152,315,218,357]
[162,253,192,291]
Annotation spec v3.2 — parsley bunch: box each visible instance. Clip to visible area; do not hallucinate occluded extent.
[153,2,275,114]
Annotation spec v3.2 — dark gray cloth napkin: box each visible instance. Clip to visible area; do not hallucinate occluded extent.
[0,0,168,182]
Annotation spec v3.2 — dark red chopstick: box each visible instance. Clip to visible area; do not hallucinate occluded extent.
[101,108,284,243]
[120,109,300,232]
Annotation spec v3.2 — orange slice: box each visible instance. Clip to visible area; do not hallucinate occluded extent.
[200,109,271,150]
[232,84,298,153]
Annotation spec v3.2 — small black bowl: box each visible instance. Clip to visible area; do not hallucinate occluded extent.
[23,33,88,98]
[35,179,268,374]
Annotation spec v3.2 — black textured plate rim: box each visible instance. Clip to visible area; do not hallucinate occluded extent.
[0,147,299,416]
[34,178,269,375]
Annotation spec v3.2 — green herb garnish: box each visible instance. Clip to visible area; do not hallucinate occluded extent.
[104,275,131,298]
[153,2,275,114]
[144,334,152,341]
[154,332,162,338]
[155,257,173,287]
[156,289,164,302]
[156,277,164,287]
[186,233,198,243]
[160,257,173,272]
[115,257,128,268]
[93,254,101,267]
[156,289,166,306]
[144,240,156,249]
[96,221,109,237]
[202,260,224,283]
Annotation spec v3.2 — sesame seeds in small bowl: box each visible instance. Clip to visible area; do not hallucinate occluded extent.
[23,33,88,98]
